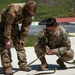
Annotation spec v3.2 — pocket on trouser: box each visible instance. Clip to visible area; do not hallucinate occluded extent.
[61,49,74,61]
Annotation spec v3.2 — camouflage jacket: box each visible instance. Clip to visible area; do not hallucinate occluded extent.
[38,25,71,52]
[0,3,33,42]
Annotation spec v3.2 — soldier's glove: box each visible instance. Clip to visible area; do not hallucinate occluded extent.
[6,41,11,49]
[20,39,24,46]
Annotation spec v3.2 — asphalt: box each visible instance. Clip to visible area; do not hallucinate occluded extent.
[0,36,75,75]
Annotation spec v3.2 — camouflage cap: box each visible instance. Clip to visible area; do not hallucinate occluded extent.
[25,0,37,8]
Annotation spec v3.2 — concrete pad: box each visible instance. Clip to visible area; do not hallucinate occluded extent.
[0,37,75,75]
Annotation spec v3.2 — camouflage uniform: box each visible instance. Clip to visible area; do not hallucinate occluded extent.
[0,2,36,70]
[34,25,74,66]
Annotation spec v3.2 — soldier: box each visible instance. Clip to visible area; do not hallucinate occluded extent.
[34,18,74,70]
[0,0,37,75]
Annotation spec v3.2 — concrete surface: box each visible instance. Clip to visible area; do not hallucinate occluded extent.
[0,37,75,75]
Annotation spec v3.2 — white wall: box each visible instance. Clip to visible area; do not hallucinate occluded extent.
[31,22,39,26]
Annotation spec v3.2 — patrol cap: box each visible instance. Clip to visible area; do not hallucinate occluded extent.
[46,18,57,27]
[25,0,37,8]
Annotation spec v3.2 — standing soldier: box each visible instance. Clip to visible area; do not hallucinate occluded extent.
[34,18,74,70]
[0,0,37,75]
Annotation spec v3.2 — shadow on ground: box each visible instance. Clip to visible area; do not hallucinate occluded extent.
[30,64,59,70]
[0,64,75,74]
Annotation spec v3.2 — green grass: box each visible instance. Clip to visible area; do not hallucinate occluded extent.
[0,0,25,10]
[35,3,75,21]
[24,35,38,47]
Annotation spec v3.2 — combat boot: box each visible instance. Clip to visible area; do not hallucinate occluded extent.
[4,67,13,75]
[57,58,67,69]
[38,63,49,71]
[20,65,32,71]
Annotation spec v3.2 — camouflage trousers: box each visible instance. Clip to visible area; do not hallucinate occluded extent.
[11,35,27,68]
[0,31,27,69]
[0,30,12,69]
[34,43,74,65]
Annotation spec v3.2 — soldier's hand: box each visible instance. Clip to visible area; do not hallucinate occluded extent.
[45,45,50,50]
[47,50,56,55]
[45,45,51,54]
[46,47,56,55]
[20,39,24,46]
[6,41,11,49]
